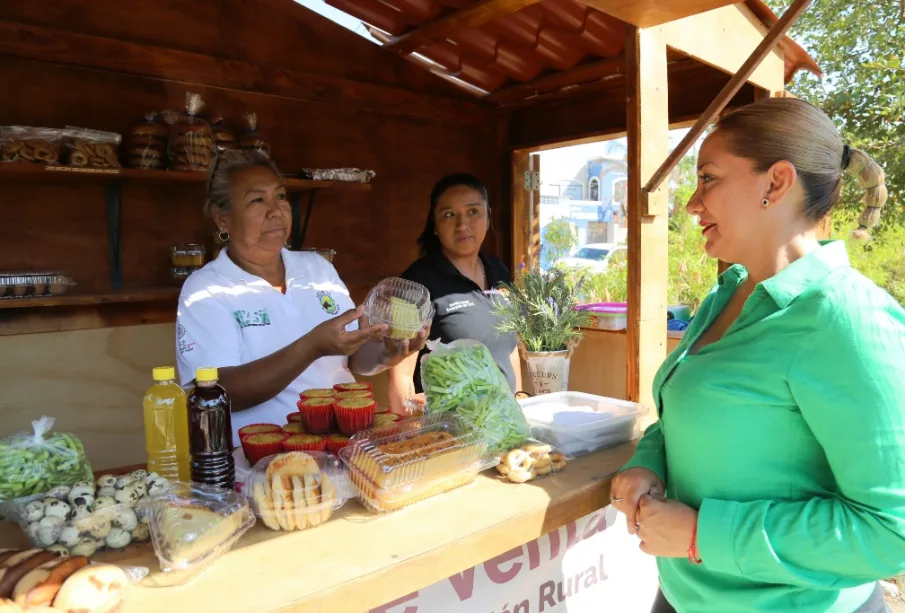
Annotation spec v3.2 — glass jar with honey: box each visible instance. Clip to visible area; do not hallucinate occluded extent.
[171,244,206,268]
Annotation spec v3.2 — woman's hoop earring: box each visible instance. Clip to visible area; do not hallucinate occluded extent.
[218,229,230,243]
[761,199,770,208]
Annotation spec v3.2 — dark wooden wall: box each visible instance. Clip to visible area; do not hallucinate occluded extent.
[0,0,497,304]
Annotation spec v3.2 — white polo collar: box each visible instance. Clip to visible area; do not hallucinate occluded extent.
[210,248,309,284]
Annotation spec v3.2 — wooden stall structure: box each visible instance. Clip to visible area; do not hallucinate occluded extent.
[0,1,820,611]
[0,0,817,467]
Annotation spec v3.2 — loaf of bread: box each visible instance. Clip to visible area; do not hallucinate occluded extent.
[52,563,127,613]
[12,555,88,607]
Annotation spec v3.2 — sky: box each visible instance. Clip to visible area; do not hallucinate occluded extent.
[296,0,375,41]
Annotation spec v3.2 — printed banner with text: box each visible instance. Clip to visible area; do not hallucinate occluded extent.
[369,506,659,613]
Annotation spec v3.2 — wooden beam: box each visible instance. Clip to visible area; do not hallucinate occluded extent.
[655,4,786,92]
[0,19,491,125]
[510,151,540,271]
[575,0,736,28]
[384,0,543,56]
[641,0,811,204]
[625,25,669,420]
[487,56,626,106]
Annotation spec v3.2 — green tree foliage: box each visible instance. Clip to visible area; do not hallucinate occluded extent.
[766,0,905,233]
[542,218,578,264]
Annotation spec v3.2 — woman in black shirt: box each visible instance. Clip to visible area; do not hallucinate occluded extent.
[387,173,521,413]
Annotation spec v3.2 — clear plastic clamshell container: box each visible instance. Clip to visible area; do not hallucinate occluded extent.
[10,469,166,557]
[339,414,497,513]
[140,481,254,585]
[518,392,648,457]
[0,272,75,299]
[363,277,433,341]
[246,451,352,531]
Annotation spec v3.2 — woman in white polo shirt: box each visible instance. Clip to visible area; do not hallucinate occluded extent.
[176,150,429,444]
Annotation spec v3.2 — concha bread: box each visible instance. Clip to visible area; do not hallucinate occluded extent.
[52,563,127,613]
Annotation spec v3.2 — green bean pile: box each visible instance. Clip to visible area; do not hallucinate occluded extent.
[421,342,530,452]
[0,428,93,503]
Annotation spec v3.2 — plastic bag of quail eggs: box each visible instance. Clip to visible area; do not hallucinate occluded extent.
[11,467,171,556]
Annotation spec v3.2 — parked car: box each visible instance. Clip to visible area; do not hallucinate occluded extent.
[557,243,626,273]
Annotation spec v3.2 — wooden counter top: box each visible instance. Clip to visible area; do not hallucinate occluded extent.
[0,444,634,613]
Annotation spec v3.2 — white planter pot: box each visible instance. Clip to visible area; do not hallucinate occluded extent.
[524,350,571,395]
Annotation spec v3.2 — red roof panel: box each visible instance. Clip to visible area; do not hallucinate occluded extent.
[324,0,820,97]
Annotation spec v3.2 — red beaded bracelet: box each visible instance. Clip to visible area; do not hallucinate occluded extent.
[688,522,703,565]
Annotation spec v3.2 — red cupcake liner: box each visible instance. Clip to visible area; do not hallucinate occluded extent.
[297,400,335,434]
[282,435,326,452]
[334,401,377,436]
[325,437,352,454]
[238,423,282,441]
[333,382,373,392]
[286,412,304,423]
[242,432,288,465]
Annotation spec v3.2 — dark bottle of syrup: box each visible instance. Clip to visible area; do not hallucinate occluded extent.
[187,367,235,490]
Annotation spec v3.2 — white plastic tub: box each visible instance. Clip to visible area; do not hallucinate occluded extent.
[518,392,647,457]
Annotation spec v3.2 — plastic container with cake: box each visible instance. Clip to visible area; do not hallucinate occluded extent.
[339,414,498,513]
[140,481,254,585]
[246,451,353,532]
[363,278,433,341]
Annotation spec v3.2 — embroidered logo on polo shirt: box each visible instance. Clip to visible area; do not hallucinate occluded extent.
[446,300,476,313]
[317,291,339,315]
[233,309,272,328]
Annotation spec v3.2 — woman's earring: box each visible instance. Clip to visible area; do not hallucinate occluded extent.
[761,199,770,208]
[218,229,230,242]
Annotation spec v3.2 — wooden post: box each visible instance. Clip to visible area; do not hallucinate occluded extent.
[511,151,540,270]
[625,25,669,420]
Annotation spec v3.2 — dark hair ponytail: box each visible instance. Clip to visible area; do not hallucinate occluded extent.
[418,173,489,255]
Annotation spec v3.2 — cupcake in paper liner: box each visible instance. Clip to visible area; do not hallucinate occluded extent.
[334,397,377,436]
[286,412,304,423]
[238,423,282,440]
[297,398,336,434]
[333,382,372,393]
[336,390,374,400]
[282,434,326,452]
[282,422,307,435]
[300,388,336,400]
[325,434,351,455]
[243,432,288,465]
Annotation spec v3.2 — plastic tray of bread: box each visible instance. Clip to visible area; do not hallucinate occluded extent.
[339,414,497,513]
[247,451,353,531]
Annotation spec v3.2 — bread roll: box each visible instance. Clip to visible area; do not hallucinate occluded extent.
[14,555,89,607]
[0,598,22,612]
[53,564,127,613]
[0,551,58,599]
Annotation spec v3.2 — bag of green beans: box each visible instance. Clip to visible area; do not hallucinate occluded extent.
[0,416,93,505]
[420,340,530,453]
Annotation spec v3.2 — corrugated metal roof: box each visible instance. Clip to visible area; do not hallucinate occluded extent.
[325,0,820,99]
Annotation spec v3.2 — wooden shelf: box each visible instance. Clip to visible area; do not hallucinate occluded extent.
[0,163,373,192]
[0,287,180,310]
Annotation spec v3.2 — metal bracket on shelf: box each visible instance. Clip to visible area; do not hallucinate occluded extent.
[105,182,123,290]
[290,190,319,250]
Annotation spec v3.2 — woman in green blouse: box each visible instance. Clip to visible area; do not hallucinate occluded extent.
[610,98,905,613]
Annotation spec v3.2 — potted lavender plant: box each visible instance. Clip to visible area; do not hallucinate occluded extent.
[493,264,590,394]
